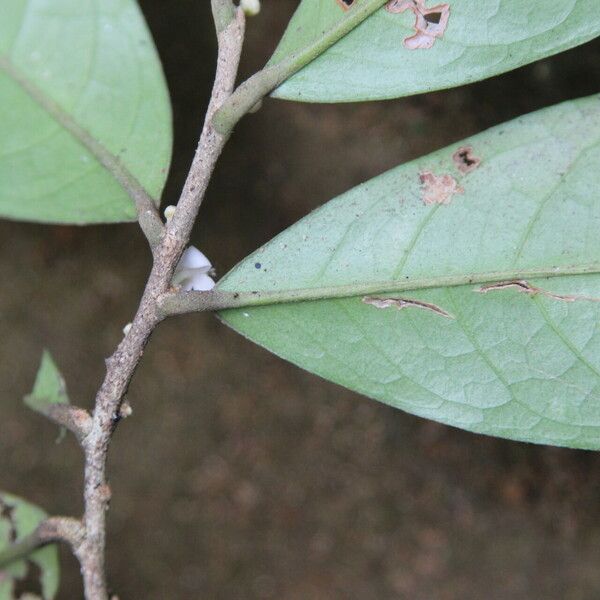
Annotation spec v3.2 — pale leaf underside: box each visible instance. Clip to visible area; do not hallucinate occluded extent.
[219,95,600,450]
[0,0,172,224]
[271,0,600,102]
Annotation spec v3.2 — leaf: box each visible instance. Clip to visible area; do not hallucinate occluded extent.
[24,351,69,416]
[0,493,59,600]
[218,94,600,450]
[0,0,172,224]
[270,0,600,103]
[24,352,71,441]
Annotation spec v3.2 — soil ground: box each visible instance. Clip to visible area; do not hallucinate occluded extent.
[2,2,600,598]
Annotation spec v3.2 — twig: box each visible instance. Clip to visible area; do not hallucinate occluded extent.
[136,204,165,251]
[0,517,84,570]
[42,404,92,445]
[62,1,392,597]
[166,3,245,247]
[211,0,389,134]
[212,0,236,33]
[73,4,245,598]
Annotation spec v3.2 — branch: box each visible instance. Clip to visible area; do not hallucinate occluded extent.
[42,404,92,445]
[211,0,389,134]
[72,7,247,600]
[67,1,391,597]
[212,0,236,34]
[165,5,246,247]
[136,203,164,251]
[0,517,84,570]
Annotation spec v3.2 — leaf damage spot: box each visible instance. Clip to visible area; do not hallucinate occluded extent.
[476,280,600,303]
[363,296,454,318]
[452,145,481,174]
[386,0,450,49]
[419,171,463,205]
[336,0,356,10]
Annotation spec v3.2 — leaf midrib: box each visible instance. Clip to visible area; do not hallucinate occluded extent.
[0,53,156,218]
[215,262,600,310]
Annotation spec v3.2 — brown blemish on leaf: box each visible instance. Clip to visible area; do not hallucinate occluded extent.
[452,146,481,174]
[336,0,356,10]
[476,280,600,303]
[363,296,454,318]
[419,171,463,205]
[386,0,450,49]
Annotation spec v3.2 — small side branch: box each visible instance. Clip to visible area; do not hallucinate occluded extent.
[43,404,92,445]
[158,289,237,316]
[39,516,86,550]
[0,516,84,569]
[211,0,389,134]
[136,203,165,251]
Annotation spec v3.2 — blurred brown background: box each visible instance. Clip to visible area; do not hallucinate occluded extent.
[2,2,600,598]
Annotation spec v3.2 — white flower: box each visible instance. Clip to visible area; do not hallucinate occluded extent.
[240,0,260,17]
[172,246,215,292]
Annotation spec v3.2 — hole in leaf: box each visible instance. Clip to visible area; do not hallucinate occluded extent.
[424,11,442,23]
[452,146,481,174]
[386,0,450,49]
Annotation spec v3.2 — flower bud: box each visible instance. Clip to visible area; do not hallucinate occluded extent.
[164,205,176,223]
[240,0,260,17]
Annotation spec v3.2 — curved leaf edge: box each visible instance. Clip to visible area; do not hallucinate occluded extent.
[270,5,600,103]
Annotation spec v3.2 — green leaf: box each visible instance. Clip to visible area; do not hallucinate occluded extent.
[0,492,59,600]
[271,0,600,103]
[219,94,600,450]
[24,351,69,416]
[0,0,172,224]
